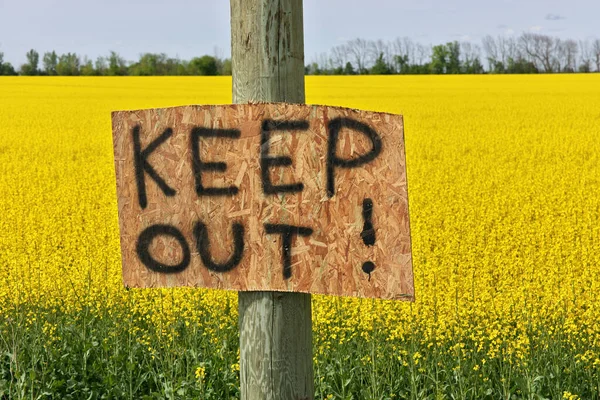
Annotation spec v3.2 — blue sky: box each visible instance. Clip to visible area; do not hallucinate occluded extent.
[0,0,598,67]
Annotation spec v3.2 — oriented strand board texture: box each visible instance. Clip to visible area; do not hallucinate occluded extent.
[112,103,414,300]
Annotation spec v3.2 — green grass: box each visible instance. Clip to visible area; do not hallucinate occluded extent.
[1,298,599,399]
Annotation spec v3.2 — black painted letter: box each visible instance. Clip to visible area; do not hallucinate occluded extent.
[360,198,376,246]
[193,221,244,273]
[136,224,190,273]
[264,224,313,279]
[326,118,382,197]
[133,125,177,209]
[260,119,309,195]
[191,127,241,196]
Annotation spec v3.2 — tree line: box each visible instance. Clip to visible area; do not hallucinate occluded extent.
[0,51,231,76]
[1,32,599,76]
[308,34,600,75]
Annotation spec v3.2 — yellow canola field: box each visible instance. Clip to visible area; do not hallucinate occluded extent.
[1,75,599,369]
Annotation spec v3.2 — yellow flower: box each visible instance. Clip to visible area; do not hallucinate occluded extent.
[195,366,206,381]
[563,392,579,400]
[2,75,600,394]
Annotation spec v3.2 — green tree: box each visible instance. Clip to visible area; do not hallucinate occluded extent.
[306,62,321,75]
[221,58,232,75]
[4,63,16,75]
[215,57,232,75]
[176,61,189,76]
[56,53,80,75]
[0,52,4,74]
[129,53,161,76]
[488,60,506,73]
[578,61,592,73]
[162,57,182,75]
[94,57,107,75]
[107,51,127,76]
[506,57,538,74]
[394,54,409,74]
[430,44,449,74]
[343,61,355,75]
[80,58,97,76]
[20,49,39,75]
[464,57,485,74]
[188,55,218,75]
[43,51,58,75]
[446,41,461,74]
[409,62,431,74]
[128,53,183,76]
[371,53,392,75]
[0,52,16,75]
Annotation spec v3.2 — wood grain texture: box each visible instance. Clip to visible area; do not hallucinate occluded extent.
[231,0,305,104]
[238,291,312,399]
[111,103,414,300]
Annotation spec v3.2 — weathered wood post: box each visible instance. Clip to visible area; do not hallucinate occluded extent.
[231,0,314,399]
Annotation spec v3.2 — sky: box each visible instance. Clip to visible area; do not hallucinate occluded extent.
[0,0,599,67]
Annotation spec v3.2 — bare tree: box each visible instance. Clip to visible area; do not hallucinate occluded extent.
[415,43,431,65]
[460,42,481,64]
[482,35,500,67]
[329,44,347,72]
[318,52,331,73]
[504,36,522,63]
[392,37,415,61]
[578,40,592,72]
[346,38,370,74]
[593,39,600,72]
[391,37,415,72]
[557,39,578,72]
[368,39,392,71]
[482,35,521,71]
[519,33,558,72]
[483,35,517,65]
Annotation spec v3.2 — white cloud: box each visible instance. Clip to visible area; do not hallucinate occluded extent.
[529,25,543,32]
[545,13,565,21]
[505,28,515,35]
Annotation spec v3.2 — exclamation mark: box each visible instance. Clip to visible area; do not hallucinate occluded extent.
[360,198,376,280]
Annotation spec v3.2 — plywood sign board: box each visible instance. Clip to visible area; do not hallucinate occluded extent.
[112,103,414,301]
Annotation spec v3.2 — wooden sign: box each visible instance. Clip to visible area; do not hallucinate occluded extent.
[112,103,414,300]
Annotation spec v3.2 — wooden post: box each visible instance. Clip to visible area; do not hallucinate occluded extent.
[231,0,314,399]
